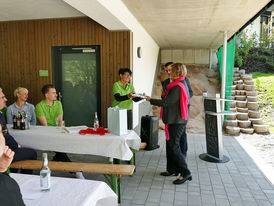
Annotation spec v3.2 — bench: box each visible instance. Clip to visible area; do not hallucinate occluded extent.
[10,160,135,203]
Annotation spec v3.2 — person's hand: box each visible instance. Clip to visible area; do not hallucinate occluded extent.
[161,90,167,97]
[128,92,134,98]
[146,96,151,101]
[0,146,14,172]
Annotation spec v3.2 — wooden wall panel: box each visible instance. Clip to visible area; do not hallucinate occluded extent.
[0,17,130,126]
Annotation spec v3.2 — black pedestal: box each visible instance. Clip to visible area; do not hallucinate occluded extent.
[199,153,230,163]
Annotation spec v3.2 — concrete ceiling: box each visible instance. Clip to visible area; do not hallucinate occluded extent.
[121,0,272,49]
[0,0,272,50]
[0,0,85,21]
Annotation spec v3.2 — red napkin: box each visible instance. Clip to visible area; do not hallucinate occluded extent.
[79,127,108,135]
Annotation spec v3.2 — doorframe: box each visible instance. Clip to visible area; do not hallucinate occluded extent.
[51,45,101,123]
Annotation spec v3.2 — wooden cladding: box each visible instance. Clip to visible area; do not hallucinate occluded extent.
[0,17,130,126]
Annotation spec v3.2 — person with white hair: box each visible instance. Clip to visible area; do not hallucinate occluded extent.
[0,124,25,206]
[6,87,36,125]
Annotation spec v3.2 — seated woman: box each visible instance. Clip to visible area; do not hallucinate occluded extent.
[112,68,142,130]
[6,87,36,125]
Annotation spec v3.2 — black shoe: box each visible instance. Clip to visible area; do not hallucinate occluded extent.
[160,171,175,176]
[173,175,192,184]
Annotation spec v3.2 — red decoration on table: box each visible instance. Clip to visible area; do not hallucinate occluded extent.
[79,127,108,135]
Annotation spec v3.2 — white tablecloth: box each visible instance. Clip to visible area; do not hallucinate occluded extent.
[8,125,141,160]
[10,173,118,206]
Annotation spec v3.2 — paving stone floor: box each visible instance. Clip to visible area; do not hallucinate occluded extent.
[36,130,274,206]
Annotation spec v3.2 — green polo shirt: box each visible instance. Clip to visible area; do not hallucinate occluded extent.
[112,80,135,110]
[35,100,63,126]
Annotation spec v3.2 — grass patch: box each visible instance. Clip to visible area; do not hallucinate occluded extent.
[252,72,274,132]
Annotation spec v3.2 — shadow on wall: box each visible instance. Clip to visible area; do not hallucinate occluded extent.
[152,64,221,134]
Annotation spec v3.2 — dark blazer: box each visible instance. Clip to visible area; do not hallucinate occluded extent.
[161,77,193,98]
[0,173,25,206]
[0,112,18,150]
[151,79,190,125]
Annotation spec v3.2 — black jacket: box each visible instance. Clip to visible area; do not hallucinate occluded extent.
[0,173,25,206]
[151,79,190,125]
[0,112,18,150]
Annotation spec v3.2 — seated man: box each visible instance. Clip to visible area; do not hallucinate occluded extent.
[0,125,25,206]
[36,84,84,179]
[0,88,37,174]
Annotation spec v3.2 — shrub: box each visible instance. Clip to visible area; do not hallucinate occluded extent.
[258,55,268,62]
[266,62,274,71]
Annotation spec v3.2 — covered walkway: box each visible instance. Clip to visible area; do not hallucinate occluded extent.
[36,130,274,205]
[120,131,274,206]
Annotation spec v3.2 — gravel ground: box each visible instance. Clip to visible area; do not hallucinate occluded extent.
[236,132,274,169]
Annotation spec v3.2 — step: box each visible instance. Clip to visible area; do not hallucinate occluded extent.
[229,107,237,112]
[246,96,257,102]
[231,96,236,100]
[248,110,260,118]
[233,80,243,85]
[233,76,241,81]
[236,84,244,90]
[227,113,237,120]
[236,100,247,108]
[234,73,240,77]
[237,107,248,113]
[244,84,256,91]
[230,101,236,108]
[224,120,238,127]
[249,118,263,125]
[241,74,253,80]
[225,126,240,135]
[239,69,245,75]
[243,80,254,85]
[246,91,257,96]
[235,90,246,95]
[253,124,269,134]
[235,95,246,101]
[237,112,249,120]
[247,102,259,110]
[240,128,254,134]
[233,67,239,72]
[232,85,236,90]
[231,90,235,96]
[238,120,251,128]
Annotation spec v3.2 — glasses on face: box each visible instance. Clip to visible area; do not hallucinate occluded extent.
[165,69,171,73]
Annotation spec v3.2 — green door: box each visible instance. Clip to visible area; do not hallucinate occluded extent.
[53,46,101,127]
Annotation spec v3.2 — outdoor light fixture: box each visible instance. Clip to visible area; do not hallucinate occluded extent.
[137,47,142,58]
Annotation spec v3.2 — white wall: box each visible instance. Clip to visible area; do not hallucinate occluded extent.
[161,49,218,67]
[97,0,160,96]
[97,0,160,128]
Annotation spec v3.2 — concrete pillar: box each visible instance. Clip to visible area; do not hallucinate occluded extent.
[221,31,228,111]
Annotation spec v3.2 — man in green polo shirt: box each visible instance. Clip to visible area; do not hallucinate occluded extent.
[36,84,84,179]
[36,85,63,127]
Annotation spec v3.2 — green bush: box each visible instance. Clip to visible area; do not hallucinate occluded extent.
[258,55,268,62]
[261,48,273,56]
[266,62,274,71]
